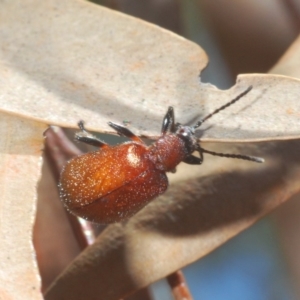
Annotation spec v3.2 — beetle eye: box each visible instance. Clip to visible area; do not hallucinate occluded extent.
[178,128,187,135]
[181,130,187,136]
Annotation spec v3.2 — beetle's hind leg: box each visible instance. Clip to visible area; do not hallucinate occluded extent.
[183,154,203,165]
[108,122,145,144]
[75,121,108,148]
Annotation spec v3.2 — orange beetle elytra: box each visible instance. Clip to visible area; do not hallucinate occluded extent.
[59,86,263,224]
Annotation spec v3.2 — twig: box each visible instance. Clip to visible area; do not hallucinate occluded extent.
[167,270,193,300]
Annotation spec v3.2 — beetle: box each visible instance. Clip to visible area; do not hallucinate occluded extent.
[59,86,263,224]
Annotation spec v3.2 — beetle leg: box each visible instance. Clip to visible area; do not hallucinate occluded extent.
[108,122,145,144]
[198,146,264,163]
[197,146,204,163]
[183,154,202,165]
[161,106,175,134]
[75,121,108,148]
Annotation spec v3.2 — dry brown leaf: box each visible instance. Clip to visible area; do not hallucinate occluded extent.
[269,34,300,298]
[45,139,300,300]
[271,35,300,77]
[0,113,45,300]
[0,0,206,133]
[1,0,300,299]
[1,1,300,141]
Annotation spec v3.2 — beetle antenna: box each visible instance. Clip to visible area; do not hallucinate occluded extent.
[194,86,253,129]
[199,147,264,163]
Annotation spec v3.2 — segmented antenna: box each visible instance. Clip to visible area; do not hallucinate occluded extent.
[199,147,264,163]
[194,86,253,129]
[194,86,264,163]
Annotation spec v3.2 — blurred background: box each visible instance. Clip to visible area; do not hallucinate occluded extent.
[87,1,300,299]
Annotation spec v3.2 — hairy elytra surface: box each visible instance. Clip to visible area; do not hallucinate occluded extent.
[59,132,190,223]
[59,143,169,223]
[59,86,263,224]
